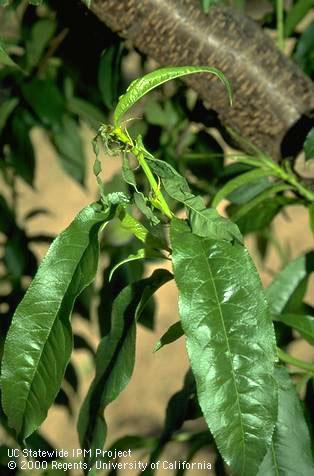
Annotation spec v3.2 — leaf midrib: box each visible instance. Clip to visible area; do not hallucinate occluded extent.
[200,241,246,474]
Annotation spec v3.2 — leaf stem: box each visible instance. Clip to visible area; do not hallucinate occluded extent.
[277,348,314,373]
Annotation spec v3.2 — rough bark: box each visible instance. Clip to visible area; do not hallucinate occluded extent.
[89,0,314,158]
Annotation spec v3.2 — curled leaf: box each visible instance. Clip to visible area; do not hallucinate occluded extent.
[114,66,232,126]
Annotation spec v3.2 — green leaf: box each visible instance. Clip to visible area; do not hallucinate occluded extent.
[212,169,273,208]
[145,157,242,242]
[52,115,86,184]
[122,153,137,188]
[1,203,108,439]
[294,22,314,76]
[67,97,106,130]
[170,218,278,476]
[98,43,124,109]
[9,111,35,186]
[229,197,283,235]
[77,269,172,467]
[304,127,314,161]
[0,98,19,133]
[275,313,314,345]
[226,177,272,205]
[200,0,225,13]
[230,185,291,223]
[284,0,314,38]
[0,39,19,68]
[266,252,314,315]
[186,196,242,242]
[0,194,15,235]
[257,367,314,475]
[134,192,160,225]
[25,19,56,70]
[113,66,232,126]
[22,80,64,127]
[154,321,184,352]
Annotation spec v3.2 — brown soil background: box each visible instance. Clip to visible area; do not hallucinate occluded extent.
[1,123,314,475]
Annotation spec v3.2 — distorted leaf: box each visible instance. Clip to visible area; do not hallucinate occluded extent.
[134,192,160,225]
[170,218,278,475]
[117,208,165,249]
[146,157,242,242]
[122,154,137,189]
[114,66,232,125]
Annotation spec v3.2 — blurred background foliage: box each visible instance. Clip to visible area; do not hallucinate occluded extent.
[0,0,314,474]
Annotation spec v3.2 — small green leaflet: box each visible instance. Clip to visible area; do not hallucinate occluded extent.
[170,218,278,476]
[154,321,184,352]
[77,270,173,470]
[113,66,232,126]
[257,367,314,475]
[304,127,314,161]
[1,203,108,439]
